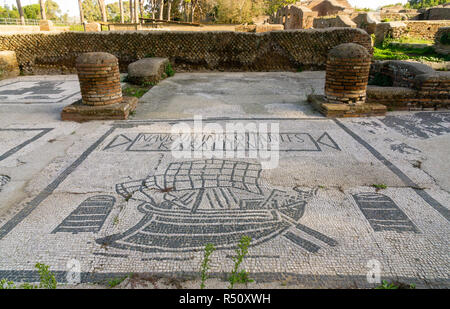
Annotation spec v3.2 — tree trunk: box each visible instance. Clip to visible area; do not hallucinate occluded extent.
[139,0,144,18]
[183,1,188,22]
[134,0,139,23]
[151,0,155,19]
[16,0,25,25]
[190,2,196,23]
[97,0,107,23]
[159,0,164,20]
[78,0,84,24]
[167,0,172,21]
[119,0,124,23]
[39,0,46,20]
[130,0,134,23]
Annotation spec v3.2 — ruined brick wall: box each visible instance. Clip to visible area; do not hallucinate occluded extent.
[313,15,356,29]
[369,60,435,88]
[434,27,450,55]
[0,29,372,74]
[368,60,450,109]
[273,5,317,30]
[419,7,450,20]
[375,20,450,44]
[404,21,450,40]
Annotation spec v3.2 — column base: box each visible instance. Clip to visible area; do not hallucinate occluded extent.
[307,95,387,118]
[61,96,138,122]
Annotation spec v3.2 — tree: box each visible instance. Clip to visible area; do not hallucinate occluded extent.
[16,0,25,24]
[264,0,296,16]
[167,0,173,20]
[134,0,139,22]
[82,0,101,21]
[23,4,40,19]
[158,0,164,20]
[78,0,85,23]
[39,0,46,19]
[45,0,61,20]
[119,0,125,23]
[130,0,134,22]
[406,0,449,9]
[0,5,20,18]
[97,0,107,22]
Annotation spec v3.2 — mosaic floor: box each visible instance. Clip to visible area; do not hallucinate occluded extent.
[0,75,448,288]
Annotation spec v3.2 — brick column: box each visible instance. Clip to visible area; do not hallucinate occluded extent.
[76,52,122,106]
[325,43,371,105]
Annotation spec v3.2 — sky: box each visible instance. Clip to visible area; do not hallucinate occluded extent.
[3,0,409,17]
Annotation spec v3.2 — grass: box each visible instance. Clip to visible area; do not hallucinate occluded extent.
[123,86,148,98]
[1,263,57,289]
[376,280,416,289]
[69,24,85,32]
[372,184,387,191]
[373,44,450,63]
[228,236,253,289]
[390,37,433,45]
[200,243,216,289]
[108,275,128,288]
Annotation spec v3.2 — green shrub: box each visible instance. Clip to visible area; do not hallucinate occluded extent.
[440,33,450,45]
[165,63,175,78]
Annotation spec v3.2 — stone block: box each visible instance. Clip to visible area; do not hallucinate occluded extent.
[61,96,138,122]
[0,51,20,80]
[85,22,101,32]
[308,95,387,118]
[39,20,54,31]
[127,57,170,85]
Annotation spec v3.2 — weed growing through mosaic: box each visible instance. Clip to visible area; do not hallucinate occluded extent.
[228,236,254,289]
[372,184,387,191]
[376,280,416,289]
[1,263,57,289]
[0,279,16,289]
[200,243,216,289]
[36,263,57,289]
[108,275,128,288]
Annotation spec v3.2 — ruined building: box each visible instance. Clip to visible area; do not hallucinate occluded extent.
[272,0,354,30]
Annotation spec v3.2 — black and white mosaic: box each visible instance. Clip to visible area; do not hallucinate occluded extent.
[353,193,419,233]
[0,128,53,162]
[103,132,341,152]
[381,112,450,139]
[53,196,115,234]
[0,81,80,104]
[97,159,336,253]
[0,175,10,193]
[0,118,448,287]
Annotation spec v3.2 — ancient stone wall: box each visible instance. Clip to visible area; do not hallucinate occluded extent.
[350,12,379,35]
[273,5,317,30]
[0,29,372,74]
[418,7,450,20]
[368,60,450,109]
[306,0,352,17]
[375,21,450,44]
[0,51,20,80]
[434,27,450,55]
[313,15,356,29]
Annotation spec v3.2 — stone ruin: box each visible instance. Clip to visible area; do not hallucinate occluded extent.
[0,51,19,80]
[270,0,449,38]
